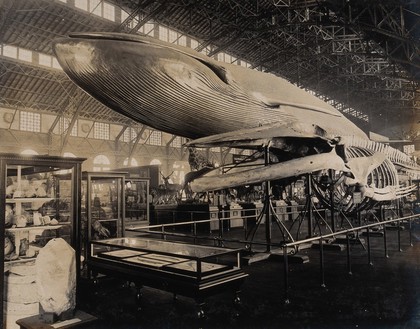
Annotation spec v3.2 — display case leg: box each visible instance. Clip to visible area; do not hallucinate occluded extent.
[196,300,206,319]
[135,284,143,312]
[233,290,243,318]
[91,272,100,296]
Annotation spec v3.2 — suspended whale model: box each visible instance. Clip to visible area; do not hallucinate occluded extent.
[53,32,419,212]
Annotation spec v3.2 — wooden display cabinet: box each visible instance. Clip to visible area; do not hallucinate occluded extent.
[0,153,84,329]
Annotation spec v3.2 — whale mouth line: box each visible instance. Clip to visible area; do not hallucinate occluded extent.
[67,32,152,44]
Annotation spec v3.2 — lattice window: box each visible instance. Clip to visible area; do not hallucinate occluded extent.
[3,45,17,59]
[144,22,155,36]
[122,127,138,142]
[103,2,115,21]
[200,46,211,55]
[74,0,87,11]
[93,122,110,140]
[159,26,168,41]
[170,136,182,148]
[147,131,162,146]
[122,128,130,142]
[39,53,52,67]
[20,111,40,132]
[121,10,130,24]
[169,29,178,44]
[18,48,32,62]
[90,0,102,16]
[121,11,142,29]
[190,39,199,50]
[178,35,187,46]
[60,117,77,136]
[52,58,61,69]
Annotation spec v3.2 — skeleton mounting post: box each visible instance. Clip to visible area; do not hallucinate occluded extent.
[264,144,272,252]
[307,173,314,238]
[329,169,336,232]
[245,144,295,253]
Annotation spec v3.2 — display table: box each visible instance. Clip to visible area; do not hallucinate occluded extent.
[87,237,248,316]
[16,310,97,329]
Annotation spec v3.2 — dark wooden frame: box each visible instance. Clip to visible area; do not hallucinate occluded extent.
[0,153,85,326]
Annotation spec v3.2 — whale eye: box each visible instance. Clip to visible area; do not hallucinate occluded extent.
[266,103,281,110]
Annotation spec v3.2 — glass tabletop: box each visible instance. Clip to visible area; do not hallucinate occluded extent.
[93,237,237,258]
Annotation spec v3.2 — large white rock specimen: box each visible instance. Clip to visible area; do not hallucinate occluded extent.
[35,238,76,316]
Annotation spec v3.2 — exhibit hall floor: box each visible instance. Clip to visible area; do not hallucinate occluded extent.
[76,221,420,329]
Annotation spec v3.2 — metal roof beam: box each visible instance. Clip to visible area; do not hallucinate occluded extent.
[128,2,167,34]
[128,125,147,159]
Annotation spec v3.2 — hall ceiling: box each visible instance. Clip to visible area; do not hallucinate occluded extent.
[0,0,419,138]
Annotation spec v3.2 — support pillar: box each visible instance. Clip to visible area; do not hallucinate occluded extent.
[328,169,335,232]
[264,145,272,252]
[307,173,313,238]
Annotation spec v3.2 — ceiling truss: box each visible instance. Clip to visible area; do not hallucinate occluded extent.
[0,0,418,141]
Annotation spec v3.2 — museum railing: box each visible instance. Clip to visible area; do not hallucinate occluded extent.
[280,212,420,303]
[127,204,336,250]
[126,205,420,304]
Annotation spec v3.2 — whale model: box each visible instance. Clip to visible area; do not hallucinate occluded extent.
[53,32,419,212]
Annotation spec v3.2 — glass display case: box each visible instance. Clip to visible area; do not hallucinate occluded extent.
[80,171,126,277]
[88,237,248,312]
[90,237,242,279]
[124,178,149,226]
[0,153,84,328]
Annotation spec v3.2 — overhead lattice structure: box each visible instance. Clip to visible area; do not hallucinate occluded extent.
[116,0,419,132]
[0,0,419,139]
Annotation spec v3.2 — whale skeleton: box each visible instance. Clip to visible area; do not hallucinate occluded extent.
[53,32,420,212]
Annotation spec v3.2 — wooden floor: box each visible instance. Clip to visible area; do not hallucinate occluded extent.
[76,218,420,329]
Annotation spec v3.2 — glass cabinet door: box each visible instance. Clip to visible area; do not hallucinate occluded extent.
[124,179,149,226]
[5,165,73,260]
[80,172,125,277]
[89,176,124,239]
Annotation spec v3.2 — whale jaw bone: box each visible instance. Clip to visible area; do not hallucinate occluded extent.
[189,151,348,193]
